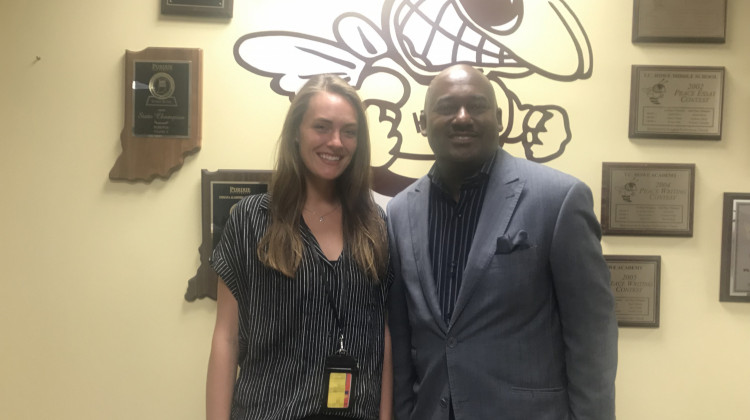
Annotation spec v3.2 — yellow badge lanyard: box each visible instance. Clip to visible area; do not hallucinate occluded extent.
[322,271,359,410]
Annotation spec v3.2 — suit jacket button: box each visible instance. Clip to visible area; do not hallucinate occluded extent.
[440,397,449,408]
[447,337,457,348]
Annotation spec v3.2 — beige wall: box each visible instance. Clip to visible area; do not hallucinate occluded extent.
[1,1,749,419]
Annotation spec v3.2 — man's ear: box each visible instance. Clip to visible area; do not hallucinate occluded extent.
[419,110,427,136]
[496,107,504,132]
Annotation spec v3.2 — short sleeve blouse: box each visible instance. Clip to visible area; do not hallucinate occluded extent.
[211,193,391,420]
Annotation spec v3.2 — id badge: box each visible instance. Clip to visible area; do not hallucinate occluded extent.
[324,353,359,410]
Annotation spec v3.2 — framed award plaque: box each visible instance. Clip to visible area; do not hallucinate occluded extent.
[629,65,724,140]
[719,193,750,303]
[161,0,233,18]
[632,0,727,43]
[606,255,661,328]
[601,162,695,237]
[185,169,272,301]
[110,47,203,182]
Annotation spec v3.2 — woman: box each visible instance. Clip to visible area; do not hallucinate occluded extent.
[206,74,392,420]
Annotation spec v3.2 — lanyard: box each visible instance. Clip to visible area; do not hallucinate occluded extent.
[322,268,348,355]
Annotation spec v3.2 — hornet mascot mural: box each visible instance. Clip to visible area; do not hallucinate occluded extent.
[234,0,593,196]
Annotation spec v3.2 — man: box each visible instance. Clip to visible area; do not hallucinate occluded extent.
[386,64,618,420]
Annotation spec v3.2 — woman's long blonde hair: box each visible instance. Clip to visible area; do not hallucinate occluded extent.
[257,74,388,282]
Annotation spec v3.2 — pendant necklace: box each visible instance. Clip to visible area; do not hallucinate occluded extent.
[304,203,341,223]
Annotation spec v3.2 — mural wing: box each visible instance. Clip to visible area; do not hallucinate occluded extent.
[234,31,369,97]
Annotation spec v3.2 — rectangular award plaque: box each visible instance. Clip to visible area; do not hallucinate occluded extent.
[132,60,191,137]
[184,169,272,301]
[601,162,695,237]
[628,66,724,140]
[629,65,724,140]
[633,0,727,43]
[161,0,233,18]
[719,193,750,302]
[606,255,661,328]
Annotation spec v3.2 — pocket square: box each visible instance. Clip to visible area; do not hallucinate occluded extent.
[496,230,532,254]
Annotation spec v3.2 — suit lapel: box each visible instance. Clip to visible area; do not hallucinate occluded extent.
[407,178,449,333]
[449,150,525,329]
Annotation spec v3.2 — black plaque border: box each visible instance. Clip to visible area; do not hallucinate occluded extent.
[628,65,725,140]
[632,0,727,43]
[185,169,272,301]
[719,193,750,303]
[161,0,233,18]
[605,255,661,328]
[601,162,695,237]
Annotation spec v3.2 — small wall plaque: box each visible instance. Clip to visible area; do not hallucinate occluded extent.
[161,0,233,18]
[629,65,724,140]
[719,193,750,302]
[110,47,203,182]
[633,0,727,43]
[606,255,661,328]
[185,169,272,301]
[601,162,695,237]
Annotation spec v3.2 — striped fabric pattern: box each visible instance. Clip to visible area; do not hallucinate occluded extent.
[427,154,494,324]
[211,193,390,420]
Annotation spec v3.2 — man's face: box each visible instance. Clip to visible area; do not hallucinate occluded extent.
[420,67,501,172]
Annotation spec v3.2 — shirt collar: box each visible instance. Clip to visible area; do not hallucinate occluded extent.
[428,148,498,190]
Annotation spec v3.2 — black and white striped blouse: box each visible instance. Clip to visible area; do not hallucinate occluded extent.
[211,193,391,420]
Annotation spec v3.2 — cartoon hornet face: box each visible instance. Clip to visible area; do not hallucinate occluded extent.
[645,79,668,105]
[235,0,592,196]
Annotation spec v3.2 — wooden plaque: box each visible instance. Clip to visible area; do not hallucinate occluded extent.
[161,0,233,18]
[601,162,695,237]
[109,47,202,182]
[606,255,661,328]
[719,193,750,302]
[633,0,727,43]
[629,65,725,140]
[185,169,272,301]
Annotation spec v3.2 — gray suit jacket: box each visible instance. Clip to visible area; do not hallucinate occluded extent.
[387,149,618,420]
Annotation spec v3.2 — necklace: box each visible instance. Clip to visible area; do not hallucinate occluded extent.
[304,203,341,222]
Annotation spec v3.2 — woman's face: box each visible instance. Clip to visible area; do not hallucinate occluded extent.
[298,91,359,185]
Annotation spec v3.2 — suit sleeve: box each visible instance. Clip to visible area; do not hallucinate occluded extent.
[550,181,618,420]
[386,201,417,420]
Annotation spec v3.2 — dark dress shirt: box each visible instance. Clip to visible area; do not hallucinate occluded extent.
[428,153,495,323]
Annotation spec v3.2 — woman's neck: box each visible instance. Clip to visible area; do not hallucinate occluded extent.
[305,178,339,207]
[303,178,344,260]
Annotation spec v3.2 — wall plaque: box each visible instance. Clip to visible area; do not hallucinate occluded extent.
[633,0,727,43]
[629,65,724,140]
[110,47,202,182]
[606,255,661,328]
[719,193,750,302]
[185,169,272,301]
[161,0,233,18]
[601,162,695,237]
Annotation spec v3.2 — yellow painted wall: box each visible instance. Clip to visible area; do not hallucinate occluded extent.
[1,1,749,419]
